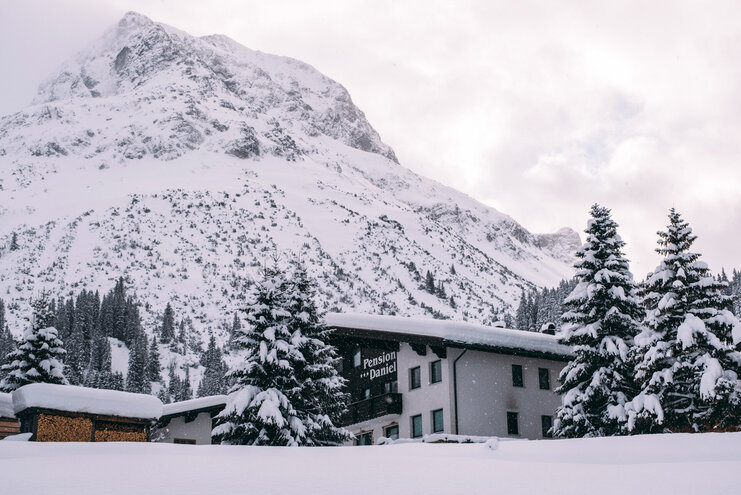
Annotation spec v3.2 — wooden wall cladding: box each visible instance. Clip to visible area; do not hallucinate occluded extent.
[0,418,21,440]
[37,413,92,442]
[94,421,147,442]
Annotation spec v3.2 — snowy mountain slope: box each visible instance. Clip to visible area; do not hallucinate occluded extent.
[0,12,577,338]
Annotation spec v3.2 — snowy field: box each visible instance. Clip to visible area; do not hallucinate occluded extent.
[1,433,740,494]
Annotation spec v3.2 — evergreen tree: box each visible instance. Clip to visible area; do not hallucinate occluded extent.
[9,232,19,251]
[230,313,241,340]
[622,209,741,433]
[0,300,17,379]
[198,334,226,397]
[0,293,68,392]
[167,363,181,403]
[126,331,150,394]
[147,336,163,383]
[213,263,308,445]
[425,271,436,294]
[553,204,644,438]
[284,264,351,445]
[64,322,88,385]
[515,289,529,331]
[178,366,193,401]
[160,303,175,343]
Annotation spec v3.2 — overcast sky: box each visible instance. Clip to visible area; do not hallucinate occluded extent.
[1,0,739,278]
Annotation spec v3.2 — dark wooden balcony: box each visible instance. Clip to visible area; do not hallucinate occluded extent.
[342,393,402,426]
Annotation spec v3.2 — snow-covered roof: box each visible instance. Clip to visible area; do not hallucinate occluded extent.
[0,392,15,418]
[325,313,572,359]
[161,395,227,417]
[12,384,163,420]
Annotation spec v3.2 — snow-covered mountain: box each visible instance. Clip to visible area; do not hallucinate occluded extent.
[0,12,578,339]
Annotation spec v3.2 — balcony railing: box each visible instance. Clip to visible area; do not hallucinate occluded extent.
[342,393,402,426]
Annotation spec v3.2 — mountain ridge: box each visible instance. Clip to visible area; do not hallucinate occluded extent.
[0,11,578,341]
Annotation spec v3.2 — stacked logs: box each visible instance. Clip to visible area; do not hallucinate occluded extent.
[37,413,93,442]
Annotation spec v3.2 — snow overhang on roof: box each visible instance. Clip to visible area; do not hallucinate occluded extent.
[12,383,163,420]
[161,395,228,419]
[0,392,15,419]
[325,313,573,361]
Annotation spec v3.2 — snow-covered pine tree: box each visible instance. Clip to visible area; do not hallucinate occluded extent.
[553,204,644,438]
[9,232,19,251]
[126,331,150,394]
[425,271,436,294]
[229,312,241,347]
[166,363,181,403]
[0,300,16,381]
[197,334,226,397]
[178,366,193,401]
[147,336,163,383]
[0,293,68,392]
[213,263,307,445]
[284,264,351,445]
[622,209,741,433]
[160,302,175,343]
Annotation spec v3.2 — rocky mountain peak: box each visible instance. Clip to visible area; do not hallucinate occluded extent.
[13,11,396,165]
[0,12,576,339]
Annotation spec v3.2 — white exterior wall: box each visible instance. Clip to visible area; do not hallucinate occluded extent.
[348,344,567,442]
[155,412,214,444]
[452,349,565,439]
[396,343,452,438]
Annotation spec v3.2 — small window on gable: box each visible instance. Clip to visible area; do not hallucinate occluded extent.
[512,364,523,387]
[353,349,361,367]
[507,412,519,436]
[430,360,442,384]
[411,414,423,438]
[541,415,553,438]
[355,431,373,446]
[410,366,421,390]
[384,424,399,440]
[539,368,550,390]
[432,409,444,433]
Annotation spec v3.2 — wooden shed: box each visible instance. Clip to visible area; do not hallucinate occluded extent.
[12,383,163,442]
[0,392,21,440]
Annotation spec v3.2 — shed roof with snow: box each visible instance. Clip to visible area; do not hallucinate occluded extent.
[161,395,227,420]
[12,383,163,420]
[0,392,14,419]
[325,313,572,361]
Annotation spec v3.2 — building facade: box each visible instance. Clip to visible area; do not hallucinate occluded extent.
[326,313,571,444]
[153,395,227,445]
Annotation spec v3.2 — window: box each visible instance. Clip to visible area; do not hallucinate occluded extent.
[512,364,523,387]
[507,412,519,436]
[384,424,399,440]
[411,414,423,438]
[410,366,421,390]
[539,368,550,390]
[541,415,553,438]
[431,409,444,433]
[430,360,442,384]
[384,380,399,394]
[173,438,196,445]
[363,388,371,400]
[353,349,361,367]
[356,431,373,446]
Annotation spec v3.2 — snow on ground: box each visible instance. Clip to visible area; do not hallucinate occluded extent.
[1,433,739,494]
